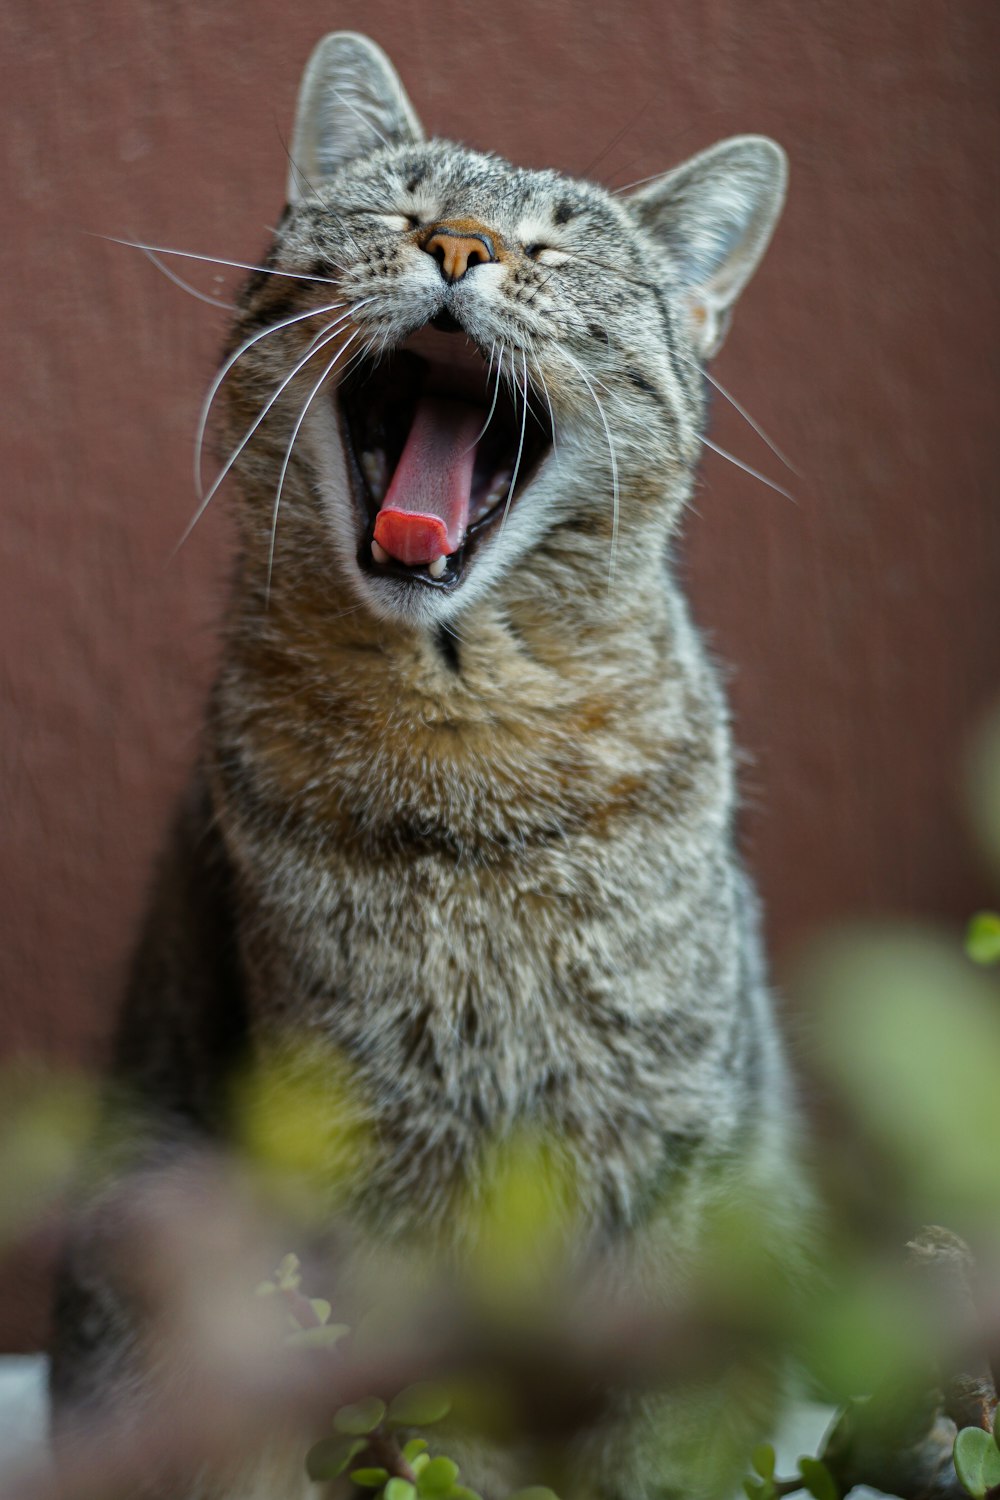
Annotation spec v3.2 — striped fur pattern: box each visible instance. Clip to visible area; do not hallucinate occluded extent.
[51,33,807,1500]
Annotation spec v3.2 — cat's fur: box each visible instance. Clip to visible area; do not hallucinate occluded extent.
[51,33,808,1500]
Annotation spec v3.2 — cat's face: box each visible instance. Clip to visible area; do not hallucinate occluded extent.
[223,33,786,627]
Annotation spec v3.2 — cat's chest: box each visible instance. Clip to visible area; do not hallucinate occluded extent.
[236,825,740,1181]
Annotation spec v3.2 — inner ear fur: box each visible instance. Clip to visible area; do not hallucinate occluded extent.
[287,32,424,204]
[627,136,787,359]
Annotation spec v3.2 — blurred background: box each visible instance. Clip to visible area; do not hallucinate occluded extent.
[1,0,998,1357]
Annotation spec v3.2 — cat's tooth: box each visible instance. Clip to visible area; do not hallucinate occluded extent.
[371,539,389,565]
[428,555,447,579]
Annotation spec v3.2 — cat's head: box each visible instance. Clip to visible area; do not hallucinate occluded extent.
[223,32,786,626]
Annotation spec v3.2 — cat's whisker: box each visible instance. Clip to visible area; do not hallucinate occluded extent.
[562,348,620,587]
[701,436,797,503]
[496,350,529,550]
[332,89,391,150]
[177,317,358,554]
[194,298,354,499]
[266,326,367,600]
[301,302,369,356]
[462,341,500,455]
[532,357,559,457]
[140,249,235,310]
[100,233,348,282]
[698,368,800,476]
[610,169,672,195]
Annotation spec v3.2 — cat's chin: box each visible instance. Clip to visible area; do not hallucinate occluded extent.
[336,324,552,600]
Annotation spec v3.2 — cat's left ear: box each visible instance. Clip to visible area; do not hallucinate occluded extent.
[626,136,787,359]
[287,33,424,204]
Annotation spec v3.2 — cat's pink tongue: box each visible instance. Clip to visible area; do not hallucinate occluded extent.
[373,397,482,566]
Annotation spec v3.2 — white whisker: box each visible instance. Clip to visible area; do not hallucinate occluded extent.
[532,357,558,456]
[141,249,234,309]
[193,298,356,498]
[100,234,347,281]
[266,327,366,598]
[563,348,620,587]
[497,350,530,548]
[611,170,670,195]
[700,369,800,476]
[176,317,357,553]
[701,436,797,503]
[333,90,391,150]
[463,341,501,454]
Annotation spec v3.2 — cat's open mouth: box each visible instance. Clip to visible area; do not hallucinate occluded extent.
[338,326,551,590]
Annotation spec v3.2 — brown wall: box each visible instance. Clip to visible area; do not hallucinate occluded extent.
[2,1,998,1349]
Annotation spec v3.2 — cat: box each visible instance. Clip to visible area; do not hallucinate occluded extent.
[50,31,810,1500]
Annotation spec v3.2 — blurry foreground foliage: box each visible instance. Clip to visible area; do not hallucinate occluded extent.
[1,709,999,1499]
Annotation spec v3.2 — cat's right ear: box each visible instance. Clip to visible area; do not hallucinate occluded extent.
[286,33,424,204]
[626,136,787,360]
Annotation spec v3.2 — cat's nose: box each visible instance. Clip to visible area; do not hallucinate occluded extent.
[422,222,499,283]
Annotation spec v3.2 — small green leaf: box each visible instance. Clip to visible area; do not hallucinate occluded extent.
[412,1453,431,1475]
[798,1456,839,1500]
[385,1482,417,1500]
[507,1491,560,1500]
[955,1425,1000,1497]
[388,1382,452,1427]
[450,1489,484,1500]
[751,1444,776,1480]
[417,1456,460,1494]
[285,1322,350,1350]
[741,1481,773,1500]
[305,1435,366,1480]
[333,1396,387,1435]
[966,913,1000,966]
[403,1438,430,1463]
[350,1468,390,1488]
[308,1296,332,1324]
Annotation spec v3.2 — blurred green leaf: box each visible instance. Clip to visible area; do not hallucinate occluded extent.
[232,1042,371,1210]
[0,1069,97,1246]
[507,1491,560,1500]
[459,1132,579,1312]
[334,1397,387,1435]
[806,929,1000,1217]
[305,1435,366,1479]
[742,1480,774,1500]
[403,1439,429,1462]
[966,912,1000,966]
[308,1296,332,1324]
[750,1444,775,1479]
[384,1482,417,1500]
[799,1260,930,1401]
[388,1382,452,1427]
[954,1425,1000,1496]
[798,1455,839,1500]
[350,1469,390,1488]
[285,1322,350,1350]
[417,1456,459,1494]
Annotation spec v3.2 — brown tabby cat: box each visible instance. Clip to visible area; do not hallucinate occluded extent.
[51,32,808,1500]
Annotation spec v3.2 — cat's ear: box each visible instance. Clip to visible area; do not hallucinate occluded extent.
[287,33,424,203]
[626,136,787,359]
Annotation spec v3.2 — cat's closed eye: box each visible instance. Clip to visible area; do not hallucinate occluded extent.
[523,242,569,266]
